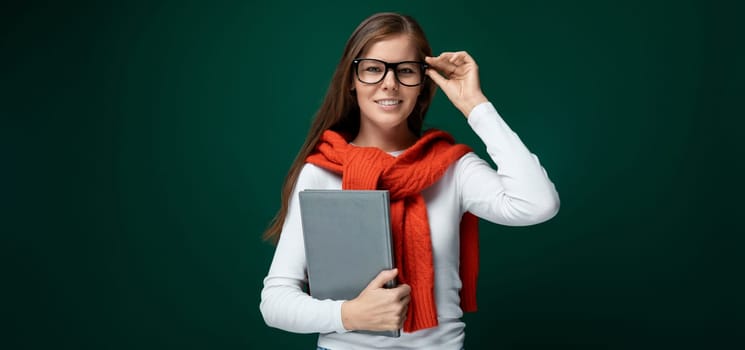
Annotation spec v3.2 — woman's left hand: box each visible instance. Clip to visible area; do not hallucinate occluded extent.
[425,51,489,118]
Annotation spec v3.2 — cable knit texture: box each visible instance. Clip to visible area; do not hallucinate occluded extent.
[306,129,479,333]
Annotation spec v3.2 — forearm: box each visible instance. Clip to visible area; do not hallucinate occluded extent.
[260,276,347,334]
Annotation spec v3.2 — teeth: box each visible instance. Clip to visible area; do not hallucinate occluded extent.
[377,100,401,106]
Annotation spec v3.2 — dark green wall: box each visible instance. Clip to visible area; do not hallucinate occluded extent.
[3,0,743,348]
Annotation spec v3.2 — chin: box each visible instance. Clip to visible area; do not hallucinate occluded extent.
[367,114,411,130]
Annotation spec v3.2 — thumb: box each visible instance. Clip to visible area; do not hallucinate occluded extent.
[425,67,448,88]
[365,268,398,290]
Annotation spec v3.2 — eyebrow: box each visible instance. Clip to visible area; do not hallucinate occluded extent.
[359,57,421,62]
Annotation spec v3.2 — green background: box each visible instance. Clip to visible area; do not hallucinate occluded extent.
[3,0,743,348]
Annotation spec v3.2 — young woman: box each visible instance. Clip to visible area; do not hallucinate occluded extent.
[260,12,560,350]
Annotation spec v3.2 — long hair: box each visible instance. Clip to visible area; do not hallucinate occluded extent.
[263,13,436,242]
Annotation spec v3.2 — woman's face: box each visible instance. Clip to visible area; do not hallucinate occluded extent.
[353,34,422,133]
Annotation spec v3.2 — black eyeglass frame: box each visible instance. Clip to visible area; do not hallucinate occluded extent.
[352,58,429,87]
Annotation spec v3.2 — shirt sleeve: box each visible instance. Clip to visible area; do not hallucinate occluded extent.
[259,165,350,334]
[457,102,560,226]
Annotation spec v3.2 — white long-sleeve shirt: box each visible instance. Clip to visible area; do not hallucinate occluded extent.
[260,102,560,350]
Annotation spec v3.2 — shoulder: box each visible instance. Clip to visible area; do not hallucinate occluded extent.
[299,163,338,178]
[454,151,488,171]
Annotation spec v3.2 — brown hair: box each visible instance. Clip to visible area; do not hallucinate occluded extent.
[263,13,436,242]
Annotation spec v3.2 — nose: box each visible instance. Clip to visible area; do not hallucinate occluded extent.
[380,67,399,90]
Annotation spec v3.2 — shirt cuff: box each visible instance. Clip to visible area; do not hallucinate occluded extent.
[467,101,498,123]
[333,300,352,333]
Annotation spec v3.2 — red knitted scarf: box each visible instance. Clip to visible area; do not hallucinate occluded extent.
[306,129,479,332]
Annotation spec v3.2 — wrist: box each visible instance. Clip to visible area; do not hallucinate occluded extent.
[341,300,358,331]
[459,94,489,118]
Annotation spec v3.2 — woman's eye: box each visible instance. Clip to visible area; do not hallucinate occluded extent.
[398,68,415,74]
[366,67,382,72]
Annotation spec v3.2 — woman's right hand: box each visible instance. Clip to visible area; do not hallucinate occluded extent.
[341,268,411,331]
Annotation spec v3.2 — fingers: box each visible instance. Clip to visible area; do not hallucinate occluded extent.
[425,51,478,90]
[399,293,411,313]
[393,283,411,299]
[366,268,398,290]
[443,51,475,65]
[346,280,410,332]
[397,308,407,328]
[391,286,410,329]
[425,55,458,78]
[396,291,410,328]
[425,65,448,88]
[395,284,410,324]
[426,51,476,71]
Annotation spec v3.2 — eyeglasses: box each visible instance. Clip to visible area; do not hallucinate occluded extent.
[352,58,428,87]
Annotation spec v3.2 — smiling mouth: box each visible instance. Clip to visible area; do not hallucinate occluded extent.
[375,99,403,106]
